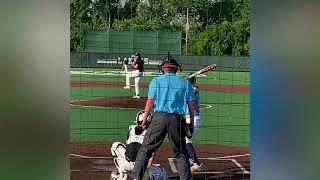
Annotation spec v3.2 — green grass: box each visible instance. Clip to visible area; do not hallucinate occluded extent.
[70,68,250,146]
[70,68,250,85]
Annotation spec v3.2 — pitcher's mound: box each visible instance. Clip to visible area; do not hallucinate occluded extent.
[71,96,211,109]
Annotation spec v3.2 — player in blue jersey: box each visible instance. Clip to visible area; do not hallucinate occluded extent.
[185,73,203,172]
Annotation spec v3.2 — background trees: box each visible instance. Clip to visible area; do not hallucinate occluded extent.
[70,0,250,56]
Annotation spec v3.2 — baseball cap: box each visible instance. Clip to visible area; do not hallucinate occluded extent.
[161,58,179,68]
[132,52,140,57]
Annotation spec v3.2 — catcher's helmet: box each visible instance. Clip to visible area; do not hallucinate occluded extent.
[187,72,196,85]
[145,164,169,180]
[135,110,152,125]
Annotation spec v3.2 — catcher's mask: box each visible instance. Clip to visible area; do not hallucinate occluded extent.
[135,110,152,127]
[187,72,196,85]
[158,53,181,74]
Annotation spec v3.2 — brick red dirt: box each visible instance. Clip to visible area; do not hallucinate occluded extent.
[70,96,211,109]
[70,142,250,180]
[70,81,249,94]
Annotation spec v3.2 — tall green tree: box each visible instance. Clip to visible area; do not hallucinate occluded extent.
[70,0,250,55]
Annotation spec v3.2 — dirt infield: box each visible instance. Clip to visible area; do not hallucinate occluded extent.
[70,96,211,109]
[70,142,250,180]
[70,81,249,94]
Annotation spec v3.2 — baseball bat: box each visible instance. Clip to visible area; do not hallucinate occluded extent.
[186,64,217,79]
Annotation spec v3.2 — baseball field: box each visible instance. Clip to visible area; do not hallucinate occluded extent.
[70,67,250,179]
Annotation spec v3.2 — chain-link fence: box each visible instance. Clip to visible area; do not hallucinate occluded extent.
[70,52,250,72]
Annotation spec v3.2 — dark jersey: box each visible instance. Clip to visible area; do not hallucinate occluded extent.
[123,58,129,65]
[133,59,144,72]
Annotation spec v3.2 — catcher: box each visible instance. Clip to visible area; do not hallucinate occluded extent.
[110,110,168,180]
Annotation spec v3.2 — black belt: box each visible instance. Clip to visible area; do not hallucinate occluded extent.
[154,111,184,117]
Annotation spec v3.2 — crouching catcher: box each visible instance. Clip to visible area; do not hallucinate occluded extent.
[110,110,168,180]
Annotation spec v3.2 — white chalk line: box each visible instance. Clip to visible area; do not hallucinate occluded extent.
[70,101,212,110]
[169,158,225,174]
[168,154,250,174]
[199,153,250,160]
[168,158,178,173]
[70,153,113,159]
[231,159,250,174]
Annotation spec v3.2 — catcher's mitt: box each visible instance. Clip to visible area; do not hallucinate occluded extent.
[135,125,144,135]
[184,124,194,139]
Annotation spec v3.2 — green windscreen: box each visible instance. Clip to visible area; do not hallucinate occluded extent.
[83,30,181,55]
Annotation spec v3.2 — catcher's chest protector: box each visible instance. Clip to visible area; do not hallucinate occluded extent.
[125,142,141,162]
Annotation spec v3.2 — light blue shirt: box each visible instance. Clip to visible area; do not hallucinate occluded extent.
[148,73,195,115]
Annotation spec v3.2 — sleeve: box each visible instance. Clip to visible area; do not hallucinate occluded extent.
[148,78,157,99]
[186,81,195,102]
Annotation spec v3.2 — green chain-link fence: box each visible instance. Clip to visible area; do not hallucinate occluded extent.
[71,52,250,72]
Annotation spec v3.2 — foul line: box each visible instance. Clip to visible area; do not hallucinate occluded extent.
[70,153,113,159]
[168,154,250,174]
[168,158,178,173]
[199,153,250,160]
[231,159,250,174]
[168,158,224,174]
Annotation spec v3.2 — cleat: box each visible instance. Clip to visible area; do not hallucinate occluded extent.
[190,163,203,172]
[123,86,130,89]
[132,95,140,99]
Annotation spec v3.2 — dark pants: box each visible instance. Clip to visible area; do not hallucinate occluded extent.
[131,112,192,180]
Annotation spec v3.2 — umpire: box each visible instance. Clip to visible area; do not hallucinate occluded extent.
[131,57,195,180]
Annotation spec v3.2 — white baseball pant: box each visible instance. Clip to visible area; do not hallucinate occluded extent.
[185,115,202,143]
[125,70,143,96]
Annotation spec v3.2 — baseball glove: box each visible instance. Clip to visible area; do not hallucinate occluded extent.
[184,124,194,139]
[135,125,144,135]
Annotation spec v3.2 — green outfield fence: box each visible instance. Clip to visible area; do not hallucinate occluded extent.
[70,52,250,72]
[83,30,182,55]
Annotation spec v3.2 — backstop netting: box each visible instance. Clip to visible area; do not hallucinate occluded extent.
[70,52,250,179]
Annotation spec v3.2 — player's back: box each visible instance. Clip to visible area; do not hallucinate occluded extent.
[149,73,194,115]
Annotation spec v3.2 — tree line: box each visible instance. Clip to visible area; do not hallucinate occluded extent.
[71,0,250,56]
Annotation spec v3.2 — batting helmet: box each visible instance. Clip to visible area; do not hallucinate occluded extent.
[187,72,196,85]
[145,164,169,180]
[135,110,152,125]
